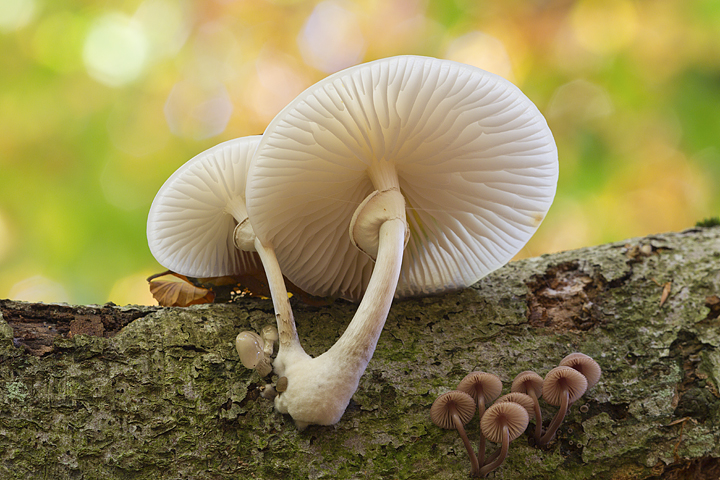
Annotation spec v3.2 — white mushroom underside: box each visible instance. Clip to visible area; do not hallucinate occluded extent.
[148,136,263,278]
[247,56,558,300]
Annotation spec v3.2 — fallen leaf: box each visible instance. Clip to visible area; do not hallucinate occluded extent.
[146,269,334,307]
[147,272,215,307]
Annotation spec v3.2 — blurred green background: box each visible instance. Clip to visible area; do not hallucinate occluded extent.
[1,0,718,306]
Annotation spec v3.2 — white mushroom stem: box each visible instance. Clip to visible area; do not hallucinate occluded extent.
[274,214,407,429]
[252,236,309,373]
[231,208,309,373]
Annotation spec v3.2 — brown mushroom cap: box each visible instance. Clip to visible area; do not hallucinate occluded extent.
[480,401,529,443]
[511,370,543,399]
[430,391,476,429]
[542,366,588,406]
[559,352,602,389]
[496,392,535,419]
[457,371,503,404]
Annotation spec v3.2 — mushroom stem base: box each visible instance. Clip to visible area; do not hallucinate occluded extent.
[273,218,408,428]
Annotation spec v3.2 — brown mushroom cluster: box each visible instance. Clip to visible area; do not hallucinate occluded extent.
[430,352,601,478]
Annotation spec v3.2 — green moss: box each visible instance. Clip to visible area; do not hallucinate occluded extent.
[2,229,720,478]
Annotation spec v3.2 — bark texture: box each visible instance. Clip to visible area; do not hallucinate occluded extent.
[1,227,719,480]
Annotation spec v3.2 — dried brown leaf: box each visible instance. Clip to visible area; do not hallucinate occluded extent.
[148,276,215,307]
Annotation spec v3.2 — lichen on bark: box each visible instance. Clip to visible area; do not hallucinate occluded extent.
[1,226,719,479]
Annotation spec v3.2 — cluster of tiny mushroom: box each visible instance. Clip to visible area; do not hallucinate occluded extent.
[430,353,601,477]
[147,56,559,429]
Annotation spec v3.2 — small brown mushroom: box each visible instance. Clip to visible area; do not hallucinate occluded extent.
[559,352,602,390]
[484,393,535,465]
[457,372,503,465]
[538,366,587,446]
[479,401,529,477]
[495,392,535,420]
[510,370,544,443]
[430,391,480,477]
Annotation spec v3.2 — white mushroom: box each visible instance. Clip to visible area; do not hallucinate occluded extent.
[260,325,279,356]
[147,136,264,279]
[245,55,558,428]
[235,331,272,377]
[147,136,309,376]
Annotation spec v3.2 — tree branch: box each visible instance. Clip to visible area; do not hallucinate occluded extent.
[1,226,719,479]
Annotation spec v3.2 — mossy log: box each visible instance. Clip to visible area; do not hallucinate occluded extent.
[1,227,720,480]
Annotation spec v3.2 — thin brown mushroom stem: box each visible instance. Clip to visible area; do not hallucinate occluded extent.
[510,371,543,443]
[430,391,480,478]
[538,389,569,447]
[458,372,502,468]
[527,388,543,442]
[483,439,501,466]
[479,401,528,477]
[479,426,510,477]
[449,405,481,477]
[477,394,487,466]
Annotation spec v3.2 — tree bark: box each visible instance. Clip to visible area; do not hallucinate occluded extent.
[1,226,719,480]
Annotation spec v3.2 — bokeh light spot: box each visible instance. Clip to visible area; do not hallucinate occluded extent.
[298,0,365,73]
[164,80,233,140]
[83,13,149,87]
[9,276,70,303]
[108,271,157,306]
[571,0,637,56]
[31,11,87,74]
[445,31,514,81]
[246,50,310,122]
[134,0,189,60]
[548,79,613,123]
[0,0,38,32]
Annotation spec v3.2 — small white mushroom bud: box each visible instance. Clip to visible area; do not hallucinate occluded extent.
[235,331,272,377]
[260,325,279,356]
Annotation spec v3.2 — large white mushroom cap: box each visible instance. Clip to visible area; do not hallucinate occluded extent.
[147,136,262,278]
[246,56,558,300]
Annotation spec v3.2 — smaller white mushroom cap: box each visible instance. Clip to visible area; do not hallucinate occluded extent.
[147,136,262,278]
[260,324,279,355]
[261,325,279,343]
[235,331,265,369]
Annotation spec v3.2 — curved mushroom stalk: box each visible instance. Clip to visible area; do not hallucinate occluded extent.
[457,372,502,466]
[511,371,544,443]
[274,213,408,428]
[232,211,309,371]
[537,366,587,447]
[251,235,310,374]
[479,402,528,477]
[430,391,480,477]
